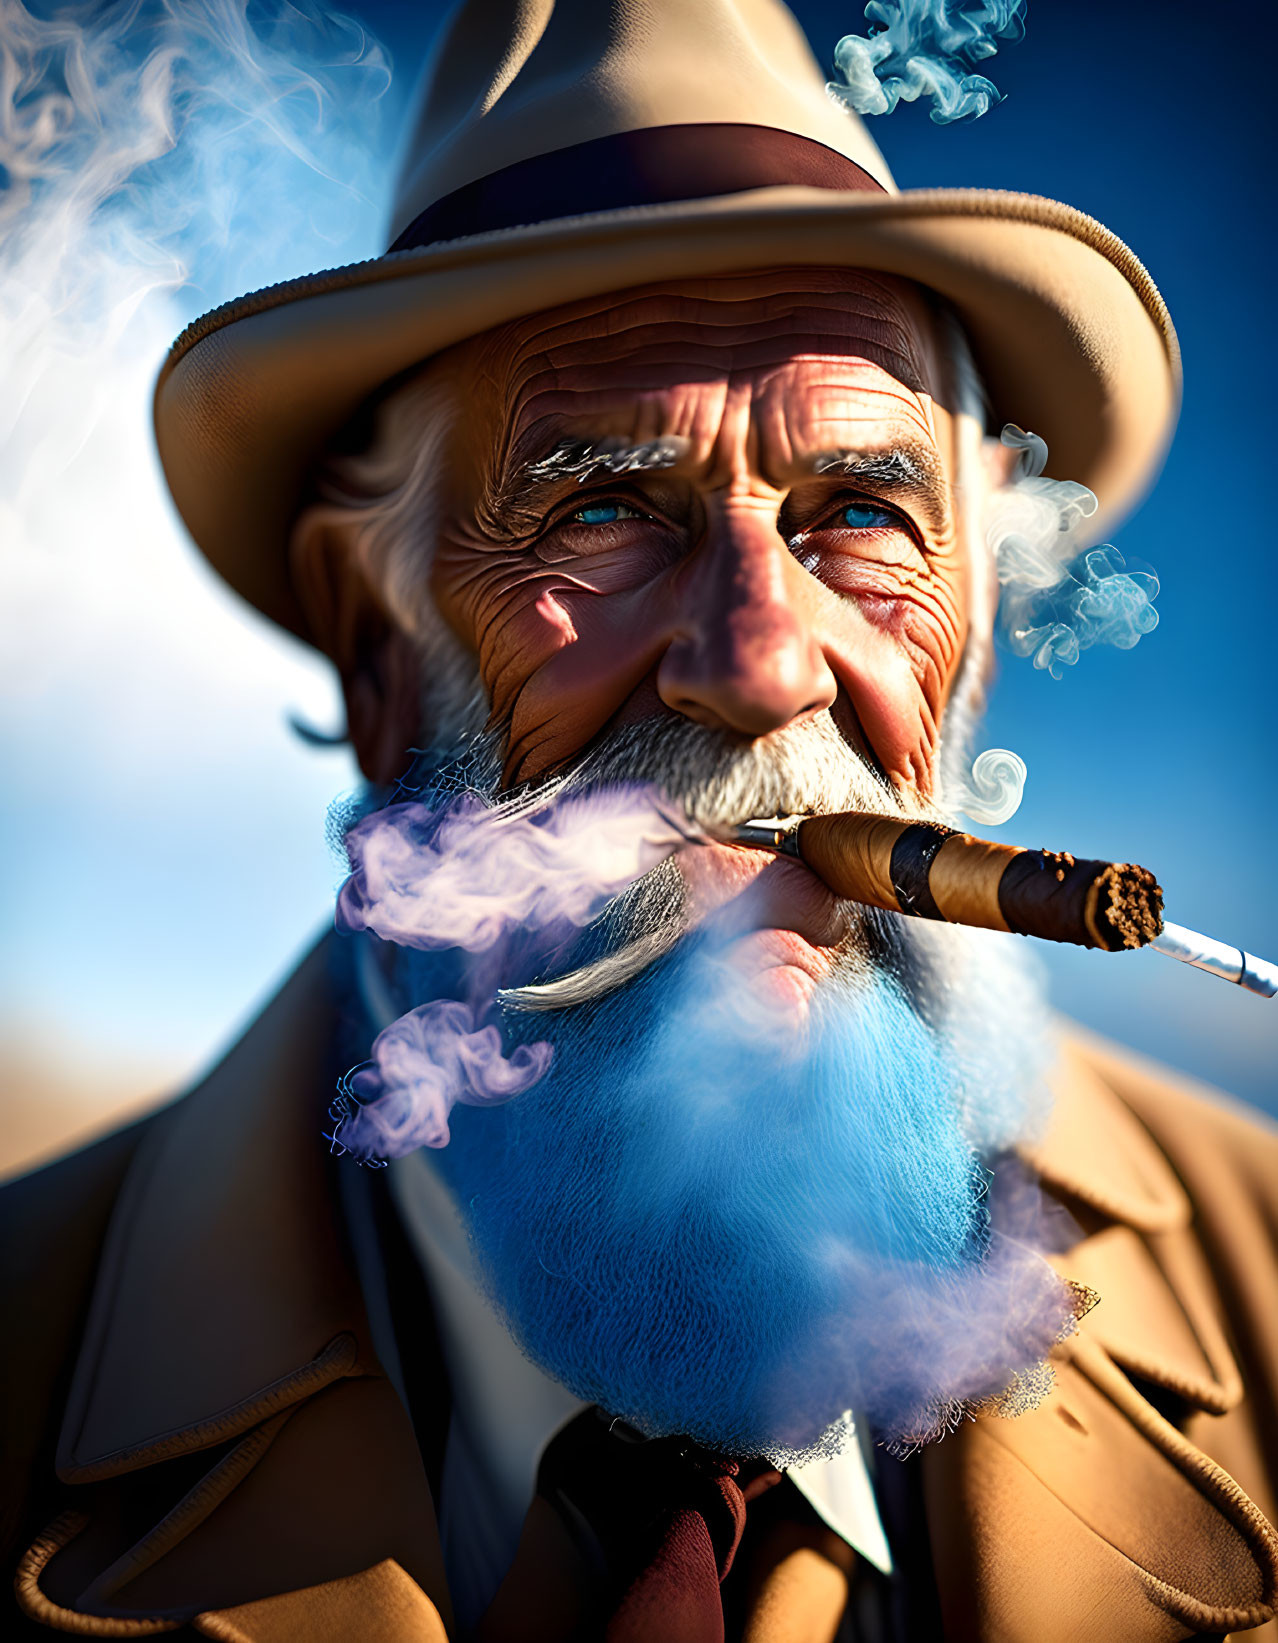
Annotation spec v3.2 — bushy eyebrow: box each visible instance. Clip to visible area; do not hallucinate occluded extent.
[524,437,687,485]
[810,447,939,487]
[481,435,949,539]
[481,438,686,537]
[804,446,949,532]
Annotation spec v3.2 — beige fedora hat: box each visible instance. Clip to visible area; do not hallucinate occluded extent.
[154,0,1180,645]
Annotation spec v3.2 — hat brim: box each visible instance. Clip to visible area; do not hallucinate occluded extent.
[154,184,1180,645]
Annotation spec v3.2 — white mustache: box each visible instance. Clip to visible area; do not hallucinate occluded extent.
[499,712,921,1013]
[549,708,908,828]
[499,923,682,1012]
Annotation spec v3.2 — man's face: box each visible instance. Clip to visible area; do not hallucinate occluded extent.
[427,267,970,1009]
[328,273,1066,1453]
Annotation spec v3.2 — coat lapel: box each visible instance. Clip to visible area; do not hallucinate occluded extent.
[195,1558,449,1642]
[18,939,453,1638]
[19,951,1278,1642]
[923,1036,1278,1642]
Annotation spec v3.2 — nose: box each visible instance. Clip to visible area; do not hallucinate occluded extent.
[657,509,837,737]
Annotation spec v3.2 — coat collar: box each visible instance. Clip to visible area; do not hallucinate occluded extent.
[921,1329,1278,1642]
[919,1029,1276,1641]
[23,942,1277,1640]
[32,936,451,1637]
[55,937,374,1483]
[1027,1032,1193,1235]
[1026,1034,1245,1416]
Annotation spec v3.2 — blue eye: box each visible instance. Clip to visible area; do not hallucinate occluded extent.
[842,501,896,530]
[572,501,641,526]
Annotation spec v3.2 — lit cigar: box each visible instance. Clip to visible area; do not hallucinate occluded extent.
[727,812,1278,998]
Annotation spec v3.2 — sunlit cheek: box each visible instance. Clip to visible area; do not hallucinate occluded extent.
[801,539,967,785]
[432,549,570,708]
[440,523,681,709]
[532,588,579,646]
[478,581,585,715]
[806,532,963,660]
[900,598,966,704]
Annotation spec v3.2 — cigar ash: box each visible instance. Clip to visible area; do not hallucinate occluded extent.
[1085,860,1164,951]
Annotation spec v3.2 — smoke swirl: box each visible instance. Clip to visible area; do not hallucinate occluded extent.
[828,0,1027,125]
[987,425,1160,680]
[949,747,1027,825]
[1,0,389,545]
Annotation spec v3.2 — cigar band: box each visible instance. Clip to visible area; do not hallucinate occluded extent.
[889,822,956,920]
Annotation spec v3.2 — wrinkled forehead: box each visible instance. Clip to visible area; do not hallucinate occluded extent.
[439,268,948,473]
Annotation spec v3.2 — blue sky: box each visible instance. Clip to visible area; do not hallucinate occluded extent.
[2,0,1274,1128]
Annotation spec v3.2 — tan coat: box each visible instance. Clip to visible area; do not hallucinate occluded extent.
[3,939,1277,1641]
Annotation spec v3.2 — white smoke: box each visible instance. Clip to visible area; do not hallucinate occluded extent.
[1,0,393,717]
[336,787,691,953]
[0,0,392,1093]
[949,746,1027,825]
[333,999,554,1158]
[828,0,1027,125]
[987,425,1160,679]
[0,0,389,520]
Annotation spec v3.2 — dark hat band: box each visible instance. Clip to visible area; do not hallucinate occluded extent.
[388,122,886,253]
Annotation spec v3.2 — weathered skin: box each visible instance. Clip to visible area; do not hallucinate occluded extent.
[431,267,968,800]
[305,267,975,1008]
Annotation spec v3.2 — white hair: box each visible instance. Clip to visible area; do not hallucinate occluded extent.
[304,294,1000,795]
[307,366,486,747]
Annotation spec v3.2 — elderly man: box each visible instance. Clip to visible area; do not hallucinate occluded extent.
[4,2,1277,1640]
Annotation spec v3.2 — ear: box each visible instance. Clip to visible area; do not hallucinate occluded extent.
[289,505,421,786]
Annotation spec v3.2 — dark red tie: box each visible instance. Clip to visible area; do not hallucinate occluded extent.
[532,1407,783,1642]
